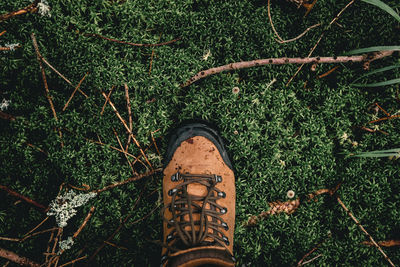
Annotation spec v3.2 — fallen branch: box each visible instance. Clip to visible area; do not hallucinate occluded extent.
[362,240,400,247]
[83,33,181,47]
[0,0,39,22]
[268,0,320,44]
[0,247,40,267]
[336,196,395,267]
[0,185,46,212]
[181,51,394,87]
[31,33,64,148]
[93,168,162,193]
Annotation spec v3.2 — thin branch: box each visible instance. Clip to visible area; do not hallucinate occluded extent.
[268,0,320,44]
[31,33,64,148]
[100,86,115,116]
[0,0,39,22]
[62,72,89,111]
[0,247,40,267]
[58,255,87,267]
[83,33,181,47]
[93,168,162,194]
[149,33,162,74]
[0,228,57,243]
[369,114,400,124]
[362,240,400,247]
[124,83,133,150]
[0,45,22,51]
[297,236,330,266]
[113,128,137,175]
[104,241,128,250]
[0,30,6,37]
[299,254,322,266]
[23,216,49,237]
[73,206,95,239]
[181,52,392,87]
[0,111,16,121]
[318,66,340,79]
[41,57,88,98]
[336,196,395,267]
[286,0,355,86]
[101,91,153,169]
[0,185,47,211]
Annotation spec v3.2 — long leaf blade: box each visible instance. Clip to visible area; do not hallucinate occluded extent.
[351,64,400,84]
[346,46,400,55]
[352,78,400,87]
[361,0,400,22]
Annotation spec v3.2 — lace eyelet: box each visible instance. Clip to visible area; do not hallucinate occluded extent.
[171,172,180,182]
[218,191,226,198]
[166,234,173,242]
[214,175,223,183]
[220,208,227,214]
[168,188,178,196]
[222,236,230,245]
[161,255,168,263]
[221,222,229,230]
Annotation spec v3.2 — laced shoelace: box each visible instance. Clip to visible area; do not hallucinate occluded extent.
[161,172,230,256]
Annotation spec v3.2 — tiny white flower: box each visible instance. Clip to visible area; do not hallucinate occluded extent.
[202,49,211,61]
[0,99,11,111]
[232,87,240,94]
[287,190,295,199]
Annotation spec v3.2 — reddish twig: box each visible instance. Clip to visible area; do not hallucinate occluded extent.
[0,111,16,121]
[286,0,356,86]
[41,57,88,98]
[0,0,39,22]
[336,196,395,267]
[23,216,49,237]
[268,0,320,44]
[62,72,89,111]
[73,206,95,239]
[124,83,133,150]
[103,241,128,250]
[0,247,40,267]
[151,130,161,156]
[318,66,340,79]
[31,33,64,148]
[26,143,48,155]
[0,227,57,243]
[0,30,6,37]
[375,103,390,117]
[368,114,400,124]
[101,91,153,169]
[93,168,162,194]
[0,45,22,51]
[113,128,137,175]
[58,255,87,267]
[83,33,181,47]
[100,86,115,115]
[0,185,46,211]
[181,52,395,87]
[149,33,162,74]
[362,240,400,247]
[297,235,330,266]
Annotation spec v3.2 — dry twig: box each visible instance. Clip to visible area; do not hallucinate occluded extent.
[93,168,162,194]
[181,51,394,87]
[286,0,355,86]
[0,247,40,267]
[62,72,89,111]
[336,196,395,267]
[124,84,133,150]
[100,86,115,115]
[101,91,153,169]
[0,185,46,211]
[0,111,16,121]
[149,33,162,74]
[113,128,137,175]
[0,45,22,51]
[58,255,87,267]
[297,235,330,266]
[0,0,39,22]
[83,33,181,47]
[268,0,320,44]
[0,228,58,243]
[31,33,64,148]
[362,240,400,247]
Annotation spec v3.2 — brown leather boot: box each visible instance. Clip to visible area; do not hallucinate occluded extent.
[161,122,236,267]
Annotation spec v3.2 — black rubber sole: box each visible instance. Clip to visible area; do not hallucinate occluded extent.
[164,120,233,171]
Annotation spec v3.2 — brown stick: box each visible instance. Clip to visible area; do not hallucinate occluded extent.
[62,72,89,111]
[0,227,58,243]
[100,86,115,116]
[113,128,137,175]
[0,30,6,37]
[94,168,162,193]
[83,33,181,47]
[23,216,49,237]
[297,236,330,266]
[182,54,369,87]
[73,206,95,239]
[31,33,64,148]
[286,0,355,86]
[0,247,40,267]
[124,83,133,150]
[268,0,320,44]
[318,66,340,79]
[0,45,22,51]
[0,0,39,22]
[0,111,16,121]
[362,240,400,247]
[41,57,88,98]
[58,255,87,267]
[336,196,395,267]
[368,114,400,124]
[101,92,153,169]
[0,185,46,211]
[149,34,162,74]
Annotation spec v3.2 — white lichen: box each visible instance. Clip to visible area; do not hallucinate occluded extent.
[0,99,11,111]
[4,43,19,51]
[37,0,51,17]
[47,190,96,228]
[58,236,74,254]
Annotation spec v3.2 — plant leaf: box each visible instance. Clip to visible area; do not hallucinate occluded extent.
[351,64,400,84]
[352,78,400,87]
[346,46,400,55]
[353,148,400,158]
[361,0,400,23]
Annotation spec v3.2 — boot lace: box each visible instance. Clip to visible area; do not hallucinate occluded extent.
[161,172,230,254]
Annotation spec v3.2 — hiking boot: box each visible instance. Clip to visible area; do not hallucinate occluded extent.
[161,122,236,267]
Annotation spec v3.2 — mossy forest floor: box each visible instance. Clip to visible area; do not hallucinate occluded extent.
[1,0,399,266]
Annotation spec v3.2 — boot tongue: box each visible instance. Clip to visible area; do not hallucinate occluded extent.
[187,183,208,197]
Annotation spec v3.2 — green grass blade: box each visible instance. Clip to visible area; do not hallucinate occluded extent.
[351,64,400,84]
[353,148,400,157]
[361,0,400,23]
[352,78,400,87]
[346,46,400,55]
